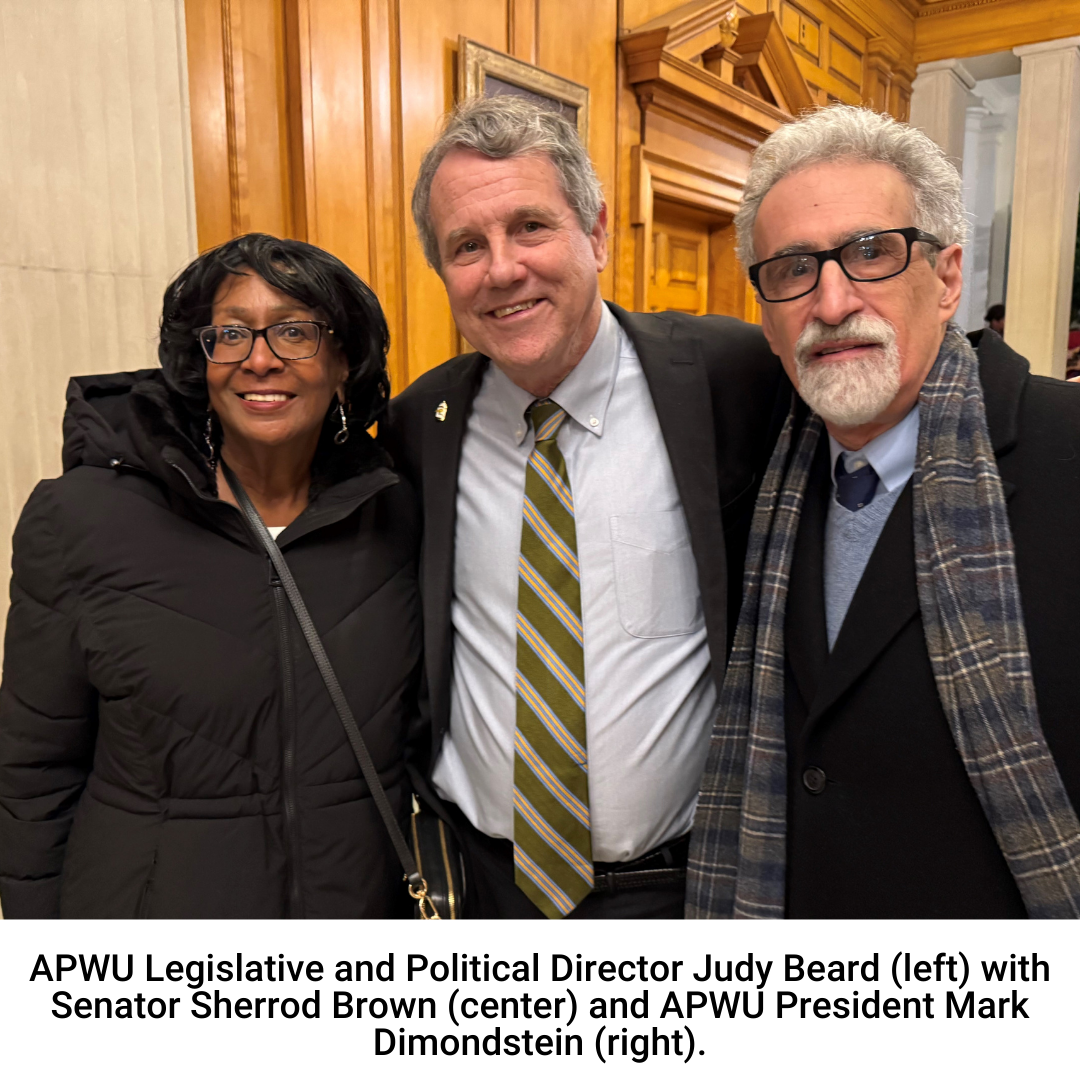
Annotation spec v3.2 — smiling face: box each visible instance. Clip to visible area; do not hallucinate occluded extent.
[428,148,608,397]
[753,159,962,447]
[205,270,347,456]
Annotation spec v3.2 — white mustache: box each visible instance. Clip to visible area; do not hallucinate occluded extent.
[794,314,896,368]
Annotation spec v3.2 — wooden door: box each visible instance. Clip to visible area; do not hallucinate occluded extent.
[709,218,761,324]
[647,201,709,314]
[647,200,759,323]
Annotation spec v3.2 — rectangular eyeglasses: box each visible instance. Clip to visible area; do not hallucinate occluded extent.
[194,321,332,364]
[748,227,944,303]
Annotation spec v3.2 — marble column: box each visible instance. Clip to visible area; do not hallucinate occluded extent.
[981,79,1020,320]
[959,107,1009,332]
[0,0,198,648]
[1006,37,1080,378]
[909,59,976,164]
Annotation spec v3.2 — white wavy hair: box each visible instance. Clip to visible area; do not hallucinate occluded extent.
[734,105,969,269]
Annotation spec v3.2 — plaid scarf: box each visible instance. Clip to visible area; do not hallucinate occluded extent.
[687,327,1080,919]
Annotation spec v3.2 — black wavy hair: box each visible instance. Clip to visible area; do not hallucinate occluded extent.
[158,232,390,437]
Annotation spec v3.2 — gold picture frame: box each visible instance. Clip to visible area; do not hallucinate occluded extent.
[457,37,589,145]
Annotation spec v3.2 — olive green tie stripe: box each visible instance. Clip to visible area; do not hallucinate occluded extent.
[513,399,593,918]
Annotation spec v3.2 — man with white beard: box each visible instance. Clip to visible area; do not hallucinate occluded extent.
[687,105,1080,919]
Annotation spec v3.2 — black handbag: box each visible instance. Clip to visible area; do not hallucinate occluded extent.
[224,461,444,919]
[409,793,466,919]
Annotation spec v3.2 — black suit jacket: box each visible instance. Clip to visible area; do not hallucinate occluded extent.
[784,333,1080,917]
[382,302,785,778]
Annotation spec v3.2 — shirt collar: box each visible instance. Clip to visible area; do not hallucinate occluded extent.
[488,303,621,447]
[547,303,620,440]
[484,365,536,447]
[828,403,920,495]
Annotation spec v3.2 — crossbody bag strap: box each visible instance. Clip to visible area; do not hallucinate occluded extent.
[221,460,438,918]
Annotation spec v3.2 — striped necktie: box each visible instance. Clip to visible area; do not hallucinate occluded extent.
[513,399,593,918]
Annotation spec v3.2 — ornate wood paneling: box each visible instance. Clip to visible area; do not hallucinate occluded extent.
[781,3,822,64]
[623,5,849,321]
[769,0,917,114]
[915,0,1080,65]
[186,0,619,388]
[185,0,932,389]
[185,0,396,373]
[364,0,409,394]
[733,12,816,113]
[649,204,711,315]
[186,0,295,247]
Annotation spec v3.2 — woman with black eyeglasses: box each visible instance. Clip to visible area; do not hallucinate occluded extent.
[0,233,420,918]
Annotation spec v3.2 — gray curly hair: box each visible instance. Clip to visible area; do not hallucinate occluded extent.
[412,95,603,271]
[735,105,969,269]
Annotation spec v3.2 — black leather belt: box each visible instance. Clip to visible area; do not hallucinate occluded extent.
[591,833,690,894]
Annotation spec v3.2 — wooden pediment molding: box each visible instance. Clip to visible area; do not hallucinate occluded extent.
[621,4,813,146]
[726,13,814,116]
[621,0,740,64]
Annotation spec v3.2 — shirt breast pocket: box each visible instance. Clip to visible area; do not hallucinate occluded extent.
[610,511,705,638]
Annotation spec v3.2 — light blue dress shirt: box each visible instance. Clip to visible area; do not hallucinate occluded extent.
[823,405,920,650]
[434,305,717,862]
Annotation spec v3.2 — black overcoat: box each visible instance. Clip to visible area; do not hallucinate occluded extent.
[784,332,1080,917]
[0,370,421,918]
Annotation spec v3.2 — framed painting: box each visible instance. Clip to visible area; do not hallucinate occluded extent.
[457,37,589,144]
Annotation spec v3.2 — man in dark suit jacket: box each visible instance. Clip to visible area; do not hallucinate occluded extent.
[779,330,1080,917]
[383,96,783,919]
[688,105,1080,919]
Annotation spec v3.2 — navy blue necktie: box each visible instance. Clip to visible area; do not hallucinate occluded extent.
[834,454,879,512]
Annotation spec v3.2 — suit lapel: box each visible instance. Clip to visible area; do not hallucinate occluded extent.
[420,354,487,743]
[785,437,830,711]
[805,481,920,731]
[976,329,1026,502]
[611,304,730,682]
[975,330,1024,457]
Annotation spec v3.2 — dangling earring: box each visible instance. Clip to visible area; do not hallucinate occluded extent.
[204,415,217,471]
[333,400,350,445]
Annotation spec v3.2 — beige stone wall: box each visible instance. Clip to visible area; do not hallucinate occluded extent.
[1006,37,1080,379]
[0,0,197,650]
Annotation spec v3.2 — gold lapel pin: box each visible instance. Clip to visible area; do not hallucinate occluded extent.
[435,400,448,422]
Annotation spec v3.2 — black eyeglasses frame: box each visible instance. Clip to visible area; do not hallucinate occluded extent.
[747,227,945,304]
[193,320,334,364]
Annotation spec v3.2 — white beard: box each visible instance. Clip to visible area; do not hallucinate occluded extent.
[793,314,901,428]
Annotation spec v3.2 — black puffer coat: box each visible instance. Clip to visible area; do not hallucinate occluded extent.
[0,369,421,918]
